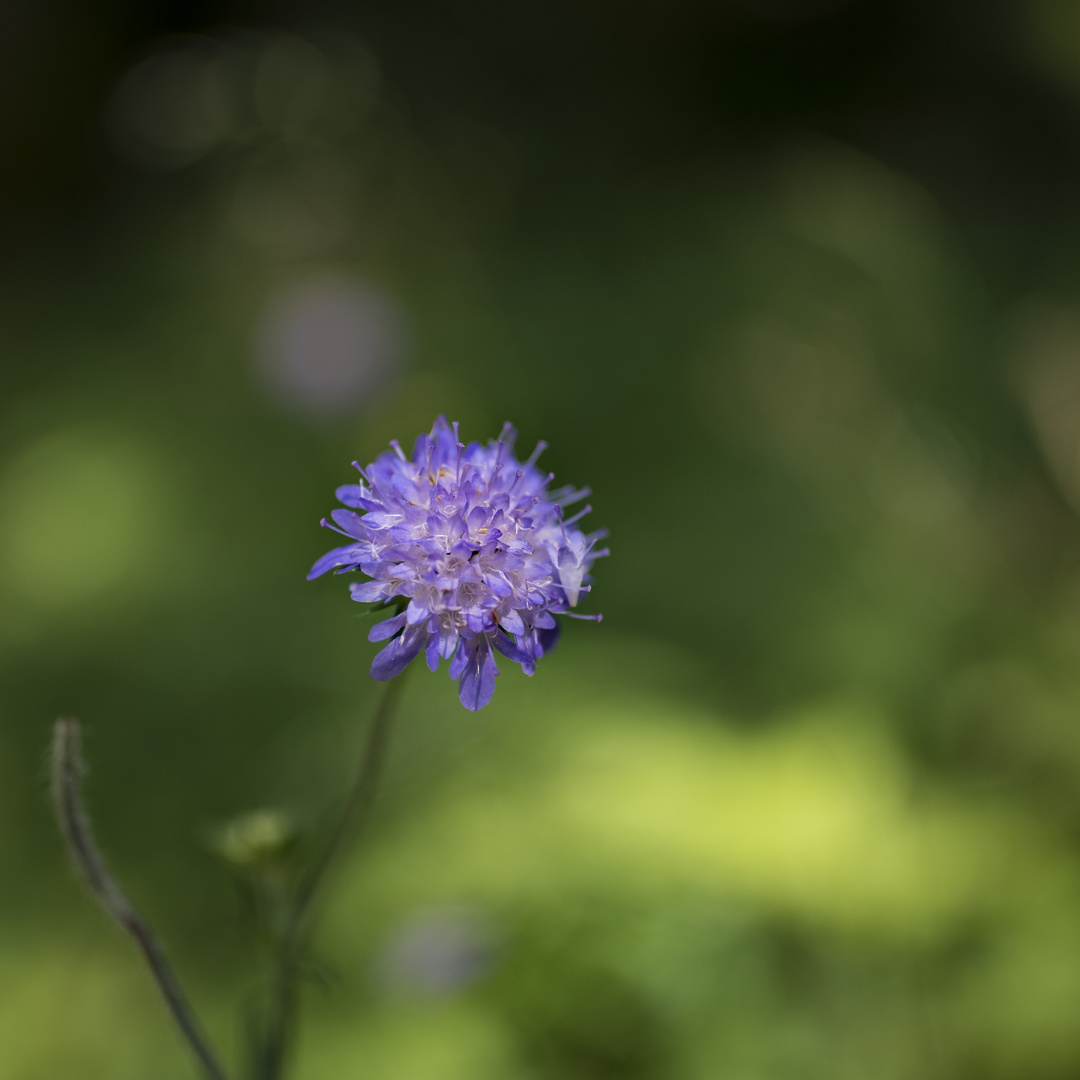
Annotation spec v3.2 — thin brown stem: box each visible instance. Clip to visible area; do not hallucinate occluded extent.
[51,718,231,1080]
[258,675,404,1080]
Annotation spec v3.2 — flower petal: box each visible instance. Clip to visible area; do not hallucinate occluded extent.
[458,642,498,711]
[448,640,470,680]
[426,634,440,673]
[405,598,429,625]
[330,509,369,538]
[335,484,382,511]
[370,626,427,681]
[368,613,406,642]
[537,623,562,656]
[307,544,366,580]
[350,580,392,603]
[491,629,531,666]
[438,625,459,659]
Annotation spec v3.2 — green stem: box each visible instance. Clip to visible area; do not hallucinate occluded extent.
[51,718,231,1080]
[257,675,404,1080]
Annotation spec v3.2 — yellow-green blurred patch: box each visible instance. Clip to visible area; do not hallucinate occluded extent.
[0,427,165,632]
[338,696,997,937]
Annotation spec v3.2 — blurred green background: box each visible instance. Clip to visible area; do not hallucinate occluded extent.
[10,1,1080,1077]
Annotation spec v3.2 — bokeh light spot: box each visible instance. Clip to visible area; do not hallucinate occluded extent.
[253,271,407,417]
[0,429,157,611]
[376,905,496,998]
[108,36,238,171]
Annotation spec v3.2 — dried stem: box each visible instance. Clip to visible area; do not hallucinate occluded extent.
[51,718,231,1080]
[257,675,404,1080]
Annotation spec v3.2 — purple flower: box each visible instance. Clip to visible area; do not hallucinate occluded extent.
[308,417,607,710]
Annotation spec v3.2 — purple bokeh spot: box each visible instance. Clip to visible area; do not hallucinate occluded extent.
[375,905,496,997]
[254,272,407,417]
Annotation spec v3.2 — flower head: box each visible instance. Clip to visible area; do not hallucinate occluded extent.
[308,417,607,709]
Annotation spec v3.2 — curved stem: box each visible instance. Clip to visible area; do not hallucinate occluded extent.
[258,675,404,1080]
[51,718,231,1080]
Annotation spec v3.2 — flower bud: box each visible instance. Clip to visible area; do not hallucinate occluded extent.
[212,809,297,869]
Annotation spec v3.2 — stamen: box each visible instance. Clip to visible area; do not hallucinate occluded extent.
[525,440,548,468]
[561,611,602,621]
[555,582,592,595]
[487,439,508,493]
[561,504,592,527]
[321,518,357,538]
[552,488,596,507]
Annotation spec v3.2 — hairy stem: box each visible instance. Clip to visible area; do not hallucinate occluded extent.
[51,718,231,1080]
[258,675,404,1080]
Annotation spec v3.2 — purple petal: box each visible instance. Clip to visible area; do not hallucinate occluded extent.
[350,580,391,603]
[537,623,561,655]
[458,642,498,711]
[411,432,430,463]
[448,640,470,680]
[430,416,458,466]
[487,550,525,573]
[517,644,536,677]
[363,511,405,530]
[484,574,512,599]
[307,544,366,580]
[369,613,407,642]
[491,630,530,666]
[330,508,369,538]
[335,484,382,511]
[370,626,427,681]
[438,626,459,659]
[426,634,440,672]
[405,599,429,626]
